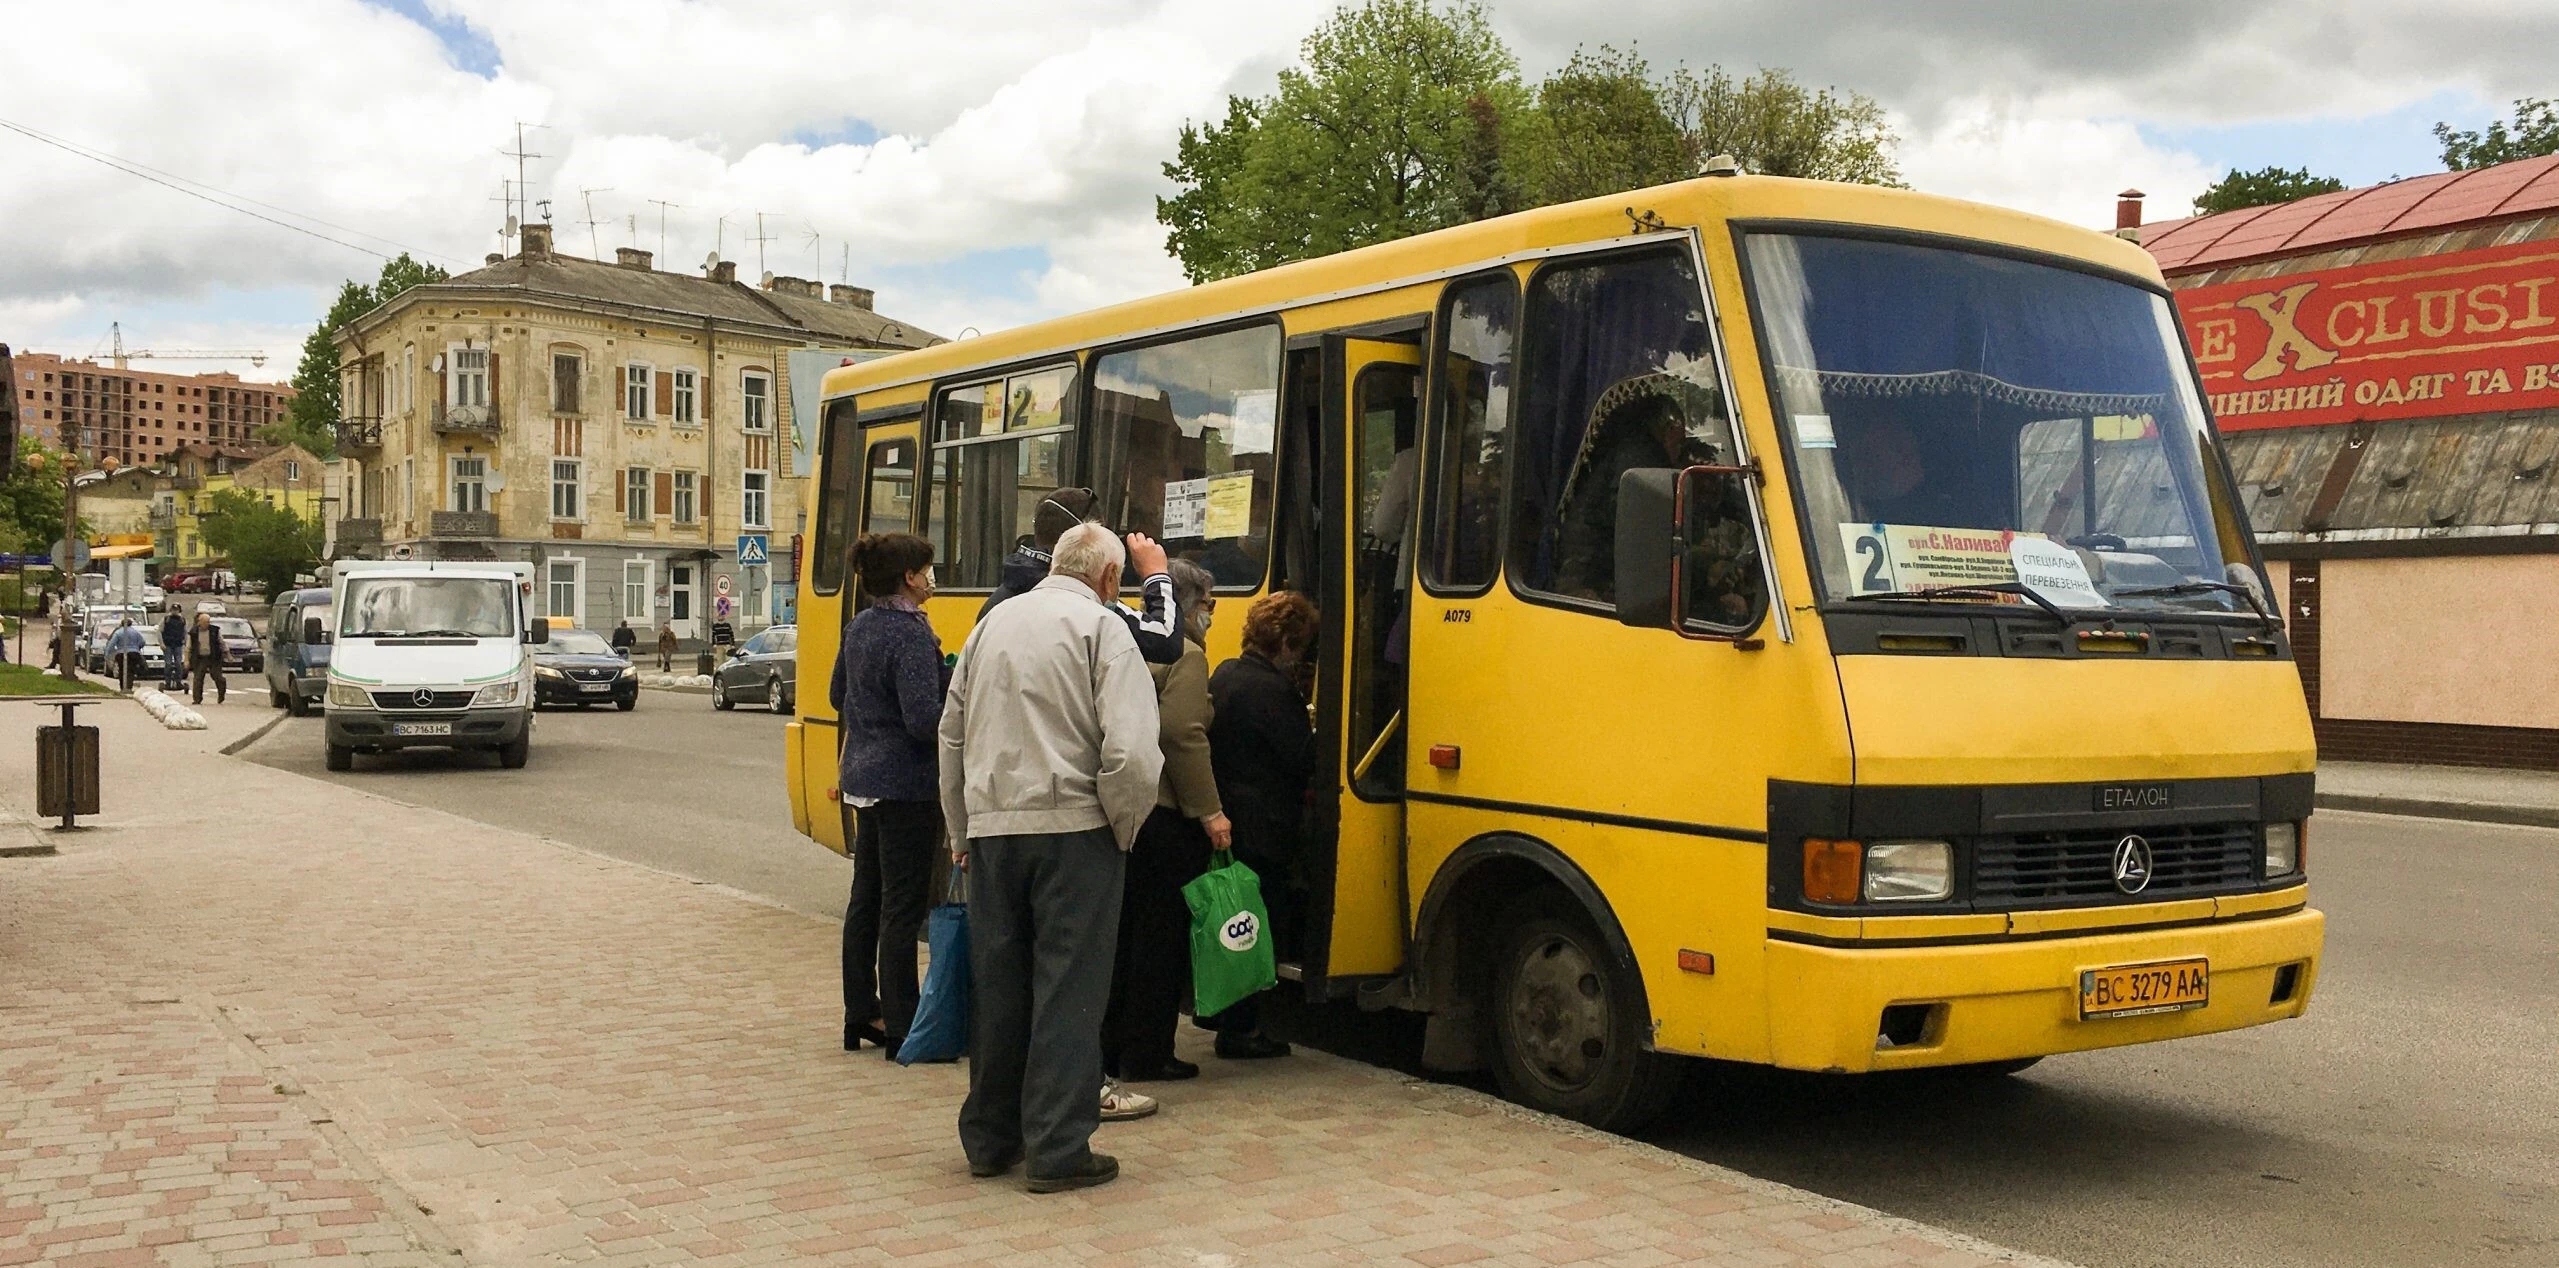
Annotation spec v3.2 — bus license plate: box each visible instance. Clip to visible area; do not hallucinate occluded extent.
[391,722,453,737]
[2079,958,2209,1020]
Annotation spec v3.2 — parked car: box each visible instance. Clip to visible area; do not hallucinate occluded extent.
[193,599,228,617]
[142,583,167,612]
[266,587,332,716]
[710,625,796,714]
[79,606,162,676]
[211,616,262,672]
[532,627,638,710]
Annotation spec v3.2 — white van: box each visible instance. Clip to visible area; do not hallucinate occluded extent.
[318,560,548,771]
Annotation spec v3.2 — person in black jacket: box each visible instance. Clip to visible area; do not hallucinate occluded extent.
[1199,589,1321,1060]
[158,609,187,689]
[979,487,1182,666]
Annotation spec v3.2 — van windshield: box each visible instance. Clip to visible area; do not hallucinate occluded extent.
[341,577,515,638]
[1743,233,2256,616]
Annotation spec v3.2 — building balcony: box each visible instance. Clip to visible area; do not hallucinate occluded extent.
[431,403,501,437]
[337,416,384,452]
[148,508,177,530]
[429,510,497,539]
[336,518,383,551]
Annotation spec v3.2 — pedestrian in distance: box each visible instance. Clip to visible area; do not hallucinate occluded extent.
[979,487,1186,667]
[106,617,146,692]
[158,607,186,690]
[655,621,678,672]
[1197,590,1321,1061]
[940,520,1165,1194]
[610,619,636,658]
[1103,559,1228,1084]
[187,609,227,704]
[827,532,948,1060]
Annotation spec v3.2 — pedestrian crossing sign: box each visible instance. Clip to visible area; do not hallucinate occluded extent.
[736,534,769,567]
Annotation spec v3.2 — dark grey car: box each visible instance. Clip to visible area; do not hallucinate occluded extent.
[711,625,797,714]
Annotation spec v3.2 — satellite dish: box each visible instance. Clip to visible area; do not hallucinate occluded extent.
[505,215,520,233]
[705,251,722,268]
[761,271,775,288]
[485,468,507,493]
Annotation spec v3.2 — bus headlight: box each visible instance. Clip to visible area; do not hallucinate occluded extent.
[2264,821,2302,877]
[1863,840,1954,902]
[326,680,371,709]
[473,680,522,707]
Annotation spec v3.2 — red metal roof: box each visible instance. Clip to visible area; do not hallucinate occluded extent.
[2139,154,2559,272]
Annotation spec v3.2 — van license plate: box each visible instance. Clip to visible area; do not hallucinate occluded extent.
[391,722,453,737]
[2080,958,2209,1019]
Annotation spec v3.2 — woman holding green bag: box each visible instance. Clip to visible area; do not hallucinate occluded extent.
[1103,560,1229,1083]
[1200,590,1321,1060]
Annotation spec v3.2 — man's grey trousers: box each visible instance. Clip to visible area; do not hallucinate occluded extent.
[957,826,1127,1178]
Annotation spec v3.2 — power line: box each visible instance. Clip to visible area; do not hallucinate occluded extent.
[0,114,460,266]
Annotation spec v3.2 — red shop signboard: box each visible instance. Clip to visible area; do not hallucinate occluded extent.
[2173,237,2559,431]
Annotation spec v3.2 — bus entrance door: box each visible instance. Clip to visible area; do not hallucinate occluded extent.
[1320,335,1423,980]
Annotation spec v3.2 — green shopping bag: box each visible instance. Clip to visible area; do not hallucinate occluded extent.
[1183,849,1277,1017]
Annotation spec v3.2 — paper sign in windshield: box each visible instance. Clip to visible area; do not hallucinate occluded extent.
[2008,537,2107,608]
[1162,477,1208,539]
[1837,523,2039,595]
[1204,471,1255,540]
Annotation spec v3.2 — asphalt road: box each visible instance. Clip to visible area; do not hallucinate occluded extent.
[242,711,2557,1268]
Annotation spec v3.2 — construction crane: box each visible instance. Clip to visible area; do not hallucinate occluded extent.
[97,322,267,370]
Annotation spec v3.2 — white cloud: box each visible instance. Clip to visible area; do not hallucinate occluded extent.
[1900,100,2221,231]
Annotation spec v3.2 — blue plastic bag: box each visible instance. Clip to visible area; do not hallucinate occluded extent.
[897,870,971,1065]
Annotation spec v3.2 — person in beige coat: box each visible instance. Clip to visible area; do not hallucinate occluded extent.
[1102,560,1229,1083]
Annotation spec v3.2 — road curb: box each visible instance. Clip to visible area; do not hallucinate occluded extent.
[2316,791,2559,830]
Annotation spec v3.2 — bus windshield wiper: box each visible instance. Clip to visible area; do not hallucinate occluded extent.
[2114,579,2276,634]
[1851,583,2078,624]
[401,628,484,638]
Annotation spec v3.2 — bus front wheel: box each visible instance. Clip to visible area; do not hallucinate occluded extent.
[1485,894,1680,1135]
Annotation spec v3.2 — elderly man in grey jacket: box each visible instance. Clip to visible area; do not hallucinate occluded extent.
[940,520,1165,1193]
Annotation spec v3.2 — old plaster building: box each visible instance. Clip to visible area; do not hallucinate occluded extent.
[330,223,937,639]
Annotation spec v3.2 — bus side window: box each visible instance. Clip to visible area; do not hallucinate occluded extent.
[809,398,863,595]
[928,365,1078,589]
[1423,274,1518,592]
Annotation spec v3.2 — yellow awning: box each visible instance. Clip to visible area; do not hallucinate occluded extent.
[87,544,154,560]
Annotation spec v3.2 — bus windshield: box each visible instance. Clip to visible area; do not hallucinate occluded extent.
[1744,232,2254,616]
[341,577,516,638]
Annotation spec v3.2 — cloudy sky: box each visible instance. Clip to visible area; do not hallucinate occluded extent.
[0,0,2551,384]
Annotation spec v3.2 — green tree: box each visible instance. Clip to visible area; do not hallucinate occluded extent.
[271,252,450,458]
[1509,46,1690,207]
[0,441,77,554]
[196,487,321,599]
[1160,0,1526,282]
[2436,97,2559,170]
[2193,165,2348,215]
[1662,66,1903,185]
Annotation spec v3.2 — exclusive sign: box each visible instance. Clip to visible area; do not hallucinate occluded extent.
[2173,238,2559,431]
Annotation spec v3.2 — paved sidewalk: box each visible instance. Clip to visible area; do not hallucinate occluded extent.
[2317,760,2559,829]
[0,706,2066,1267]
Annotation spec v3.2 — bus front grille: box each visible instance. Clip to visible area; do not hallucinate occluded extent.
[1972,822,2257,905]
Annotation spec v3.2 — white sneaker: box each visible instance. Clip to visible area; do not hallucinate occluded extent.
[1099,1078,1158,1122]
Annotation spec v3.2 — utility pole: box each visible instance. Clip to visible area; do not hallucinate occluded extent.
[579,187,613,259]
[646,198,683,261]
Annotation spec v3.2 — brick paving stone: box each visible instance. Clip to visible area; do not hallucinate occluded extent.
[0,707,2078,1267]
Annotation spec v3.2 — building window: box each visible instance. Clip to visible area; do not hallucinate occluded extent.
[551,459,583,520]
[450,455,488,513]
[400,344,415,412]
[625,467,651,521]
[546,558,582,623]
[553,353,582,414]
[284,459,301,480]
[741,470,769,529]
[623,559,653,622]
[450,347,490,410]
[672,368,697,425]
[741,371,771,432]
[672,470,698,524]
[402,458,415,521]
[625,365,650,420]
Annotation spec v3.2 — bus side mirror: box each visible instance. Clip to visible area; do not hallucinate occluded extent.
[529,618,551,645]
[1615,465,1768,641]
[302,617,327,645]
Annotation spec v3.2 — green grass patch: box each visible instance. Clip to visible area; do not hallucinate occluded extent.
[0,663,116,697]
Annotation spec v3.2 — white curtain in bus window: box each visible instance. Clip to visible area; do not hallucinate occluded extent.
[1091,326,1283,590]
[929,365,1077,589]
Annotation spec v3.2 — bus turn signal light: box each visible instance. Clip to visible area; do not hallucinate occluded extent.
[1803,838,1862,905]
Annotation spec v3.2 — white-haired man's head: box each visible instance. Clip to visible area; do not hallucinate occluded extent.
[1048,520,1122,600]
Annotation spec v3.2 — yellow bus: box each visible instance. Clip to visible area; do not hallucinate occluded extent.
[785,171,2323,1131]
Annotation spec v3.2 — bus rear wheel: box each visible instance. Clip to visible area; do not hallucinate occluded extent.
[1485,894,1680,1135]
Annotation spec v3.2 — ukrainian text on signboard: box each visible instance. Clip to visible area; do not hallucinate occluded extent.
[2173,238,2559,431]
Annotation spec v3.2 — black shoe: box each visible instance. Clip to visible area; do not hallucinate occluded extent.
[845,1022,889,1052]
[968,1147,1023,1179]
[1118,1057,1199,1082]
[1026,1152,1118,1193]
[1215,1033,1291,1060]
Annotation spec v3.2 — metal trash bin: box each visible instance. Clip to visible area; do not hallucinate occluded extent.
[37,721,99,823]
